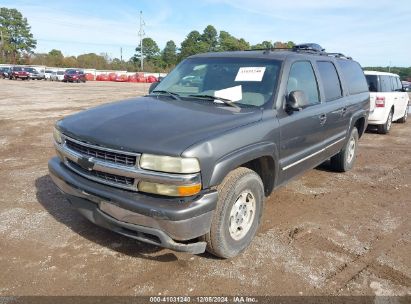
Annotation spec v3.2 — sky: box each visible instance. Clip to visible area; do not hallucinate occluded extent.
[1,0,410,67]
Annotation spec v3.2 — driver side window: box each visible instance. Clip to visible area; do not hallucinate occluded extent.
[287,61,320,107]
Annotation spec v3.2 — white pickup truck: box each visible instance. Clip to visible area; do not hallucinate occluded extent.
[365,71,409,134]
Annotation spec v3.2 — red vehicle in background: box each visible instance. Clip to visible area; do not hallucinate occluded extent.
[9,66,30,80]
[63,69,86,83]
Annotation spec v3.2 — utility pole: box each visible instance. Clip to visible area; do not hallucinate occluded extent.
[0,30,4,62]
[120,47,123,61]
[138,10,145,71]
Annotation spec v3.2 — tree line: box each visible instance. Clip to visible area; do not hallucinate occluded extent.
[1,7,411,80]
[30,26,296,72]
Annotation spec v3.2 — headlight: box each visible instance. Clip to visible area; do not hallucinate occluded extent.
[139,154,200,173]
[139,181,201,197]
[53,127,62,144]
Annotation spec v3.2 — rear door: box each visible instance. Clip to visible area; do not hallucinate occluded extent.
[314,60,348,148]
[278,60,327,180]
[380,75,395,115]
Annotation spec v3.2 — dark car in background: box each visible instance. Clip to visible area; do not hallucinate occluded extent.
[0,67,11,79]
[9,66,30,80]
[402,81,411,92]
[63,69,86,83]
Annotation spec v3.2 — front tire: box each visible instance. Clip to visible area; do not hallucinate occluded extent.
[330,127,359,172]
[378,109,393,134]
[203,167,264,258]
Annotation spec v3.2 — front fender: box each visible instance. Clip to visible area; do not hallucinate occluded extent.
[209,142,278,187]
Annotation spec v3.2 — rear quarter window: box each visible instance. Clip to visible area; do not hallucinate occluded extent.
[337,60,368,95]
[365,75,379,92]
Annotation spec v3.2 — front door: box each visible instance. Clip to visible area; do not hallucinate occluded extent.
[278,60,326,181]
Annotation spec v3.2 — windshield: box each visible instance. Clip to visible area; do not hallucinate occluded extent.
[13,67,23,71]
[154,57,282,107]
[57,71,64,75]
[66,70,78,75]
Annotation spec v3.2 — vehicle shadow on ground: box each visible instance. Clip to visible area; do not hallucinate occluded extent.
[365,125,381,134]
[314,160,335,173]
[35,174,179,263]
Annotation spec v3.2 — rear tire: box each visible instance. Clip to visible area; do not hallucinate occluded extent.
[203,167,264,258]
[378,109,393,134]
[397,107,408,123]
[330,127,359,172]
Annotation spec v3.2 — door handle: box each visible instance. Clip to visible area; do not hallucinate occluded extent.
[341,107,347,115]
[319,114,327,125]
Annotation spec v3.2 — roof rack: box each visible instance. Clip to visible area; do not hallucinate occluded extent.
[245,43,353,60]
[292,43,325,52]
[325,53,353,60]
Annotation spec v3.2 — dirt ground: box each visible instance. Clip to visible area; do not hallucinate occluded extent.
[0,79,410,297]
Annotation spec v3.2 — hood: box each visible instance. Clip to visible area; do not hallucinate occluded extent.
[58,96,262,156]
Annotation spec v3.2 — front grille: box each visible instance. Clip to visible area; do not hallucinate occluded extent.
[66,139,136,166]
[68,160,135,186]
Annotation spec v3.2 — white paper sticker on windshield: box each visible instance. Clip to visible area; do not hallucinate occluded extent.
[214,85,242,102]
[235,67,266,82]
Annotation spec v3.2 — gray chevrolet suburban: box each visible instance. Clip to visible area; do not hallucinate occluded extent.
[49,44,370,258]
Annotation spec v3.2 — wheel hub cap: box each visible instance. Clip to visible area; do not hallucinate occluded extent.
[387,113,392,130]
[347,137,356,164]
[229,191,256,240]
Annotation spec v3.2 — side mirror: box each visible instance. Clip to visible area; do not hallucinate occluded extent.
[286,90,307,113]
[148,82,159,94]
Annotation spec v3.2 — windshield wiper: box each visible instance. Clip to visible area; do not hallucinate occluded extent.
[188,94,240,109]
[151,90,181,100]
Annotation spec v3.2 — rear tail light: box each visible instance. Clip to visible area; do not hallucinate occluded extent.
[375,96,385,108]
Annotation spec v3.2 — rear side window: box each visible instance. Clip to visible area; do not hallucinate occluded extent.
[380,76,391,92]
[316,61,342,101]
[287,61,320,106]
[337,60,368,95]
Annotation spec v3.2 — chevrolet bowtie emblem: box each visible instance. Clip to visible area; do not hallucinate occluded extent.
[78,157,95,171]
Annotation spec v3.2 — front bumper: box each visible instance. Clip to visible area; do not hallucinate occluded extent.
[48,157,218,254]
